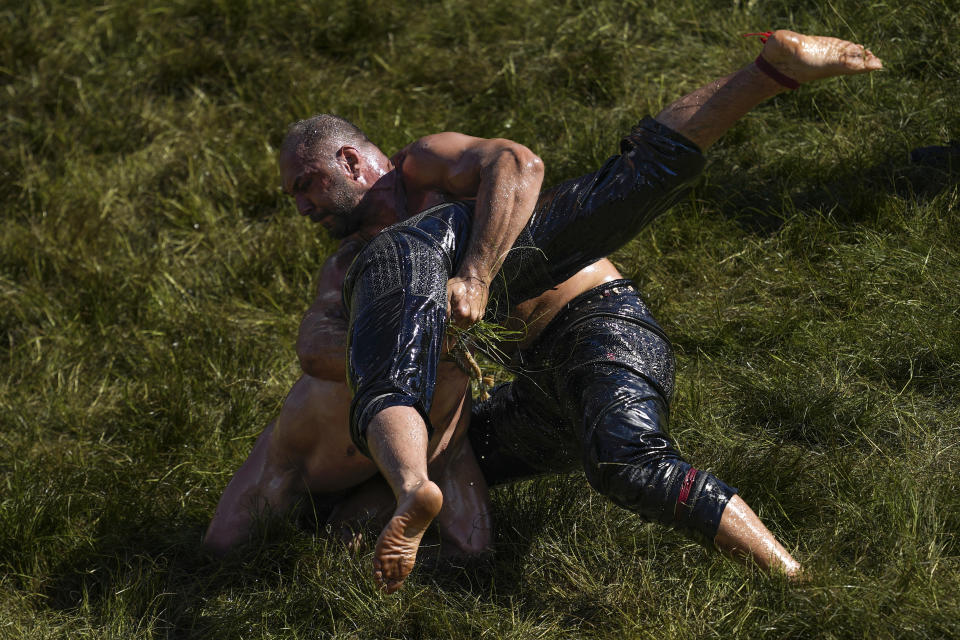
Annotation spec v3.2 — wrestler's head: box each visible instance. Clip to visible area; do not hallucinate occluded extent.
[279,114,388,238]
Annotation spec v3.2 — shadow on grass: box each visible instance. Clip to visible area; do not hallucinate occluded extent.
[40,511,308,634]
[705,142,960,231]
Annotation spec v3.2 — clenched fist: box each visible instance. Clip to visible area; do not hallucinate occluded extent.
[446,275,489,328]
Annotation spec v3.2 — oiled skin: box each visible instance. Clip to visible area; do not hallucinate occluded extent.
[203,184,619,557]
[341,29,881,587]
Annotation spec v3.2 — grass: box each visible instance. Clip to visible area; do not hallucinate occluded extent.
[2,0,959,637]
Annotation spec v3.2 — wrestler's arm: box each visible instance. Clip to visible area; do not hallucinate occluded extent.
[394,133,544,326]
[296,237,363,381]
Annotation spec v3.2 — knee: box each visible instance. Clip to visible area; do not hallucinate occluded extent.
[583,441,684,519]
[273,376,344,465]
[581,398,736,544]
[441,515,493,556]
[447,528,493,556]
[581,397,679,503]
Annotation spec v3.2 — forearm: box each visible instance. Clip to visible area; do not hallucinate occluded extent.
[455,148,543,283]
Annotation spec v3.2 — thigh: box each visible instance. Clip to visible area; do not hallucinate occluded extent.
[343,203,473,454]
[563,362,675,473]
[469,374,578,487]
[271,376,377,494]
[492,118,705,308]
[549,289,677,458]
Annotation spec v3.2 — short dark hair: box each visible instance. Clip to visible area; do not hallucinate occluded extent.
[281,114,370,167]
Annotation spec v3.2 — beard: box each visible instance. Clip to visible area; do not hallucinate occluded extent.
[321,180,362,239]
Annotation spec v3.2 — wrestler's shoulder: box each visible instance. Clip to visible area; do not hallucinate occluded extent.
[336,235,367,254]
[391,132,478,179]
[317,236,367,286]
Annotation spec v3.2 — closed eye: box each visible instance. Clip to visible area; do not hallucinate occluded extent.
[292,173,314,194]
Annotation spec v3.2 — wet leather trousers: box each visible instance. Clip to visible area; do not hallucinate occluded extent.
[469,281,736,545]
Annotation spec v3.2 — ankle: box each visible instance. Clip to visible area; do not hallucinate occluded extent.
[742,60,792,96]
[753,54,800,90]
[398,478,442,504]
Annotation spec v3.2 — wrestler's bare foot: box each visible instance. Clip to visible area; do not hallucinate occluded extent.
[762,30,882,85]
[372,481,443,593]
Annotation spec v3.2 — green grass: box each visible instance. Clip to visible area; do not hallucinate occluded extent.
[2,0,959,637]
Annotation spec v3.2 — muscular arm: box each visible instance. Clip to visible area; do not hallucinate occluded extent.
[296,238,364,381]
[393,133,544,326]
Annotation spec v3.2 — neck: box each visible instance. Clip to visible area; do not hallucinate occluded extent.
[352,170,405,241]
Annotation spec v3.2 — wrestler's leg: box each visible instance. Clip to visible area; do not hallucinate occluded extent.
[544,284,798,573]
[327,384,473,554]
[344,211,478,591]
[357,405,486,589]
[204,376,375,554]
[434,438,493,556]
[327,438,493,556]
[713,495,801,576]
[570,367,729,539]
[203,420,302,554]
[656,30,882,150]
[473,373,800,575]
[573,372,802,575]
[366,408,443,593]
[469,373,578,488]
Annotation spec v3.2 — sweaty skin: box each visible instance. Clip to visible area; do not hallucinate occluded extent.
[203,240,487,557]
[204,139,599,561]
[206,29,881,587]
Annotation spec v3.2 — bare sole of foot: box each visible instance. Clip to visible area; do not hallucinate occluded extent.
[372,481,443,593]
[762,30,883,84]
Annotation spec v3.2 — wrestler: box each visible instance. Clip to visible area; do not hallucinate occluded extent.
[204,109,546,555]
[340,31,881,591]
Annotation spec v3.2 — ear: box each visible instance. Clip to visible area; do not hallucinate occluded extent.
[335,146,362,180]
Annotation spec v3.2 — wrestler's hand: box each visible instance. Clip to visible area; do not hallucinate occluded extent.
[446,275,489,328]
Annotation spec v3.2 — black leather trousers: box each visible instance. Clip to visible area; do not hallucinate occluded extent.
[469,280,737,545]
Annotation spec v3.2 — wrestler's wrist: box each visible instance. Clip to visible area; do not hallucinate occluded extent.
[452,270,491,287]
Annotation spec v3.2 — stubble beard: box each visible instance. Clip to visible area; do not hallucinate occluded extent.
[323,181,363,239]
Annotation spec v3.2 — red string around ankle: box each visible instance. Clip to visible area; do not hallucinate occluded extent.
[742,31,773,43]
[741,31,800,90]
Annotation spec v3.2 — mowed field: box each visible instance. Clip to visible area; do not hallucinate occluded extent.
[2,0,959,638]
